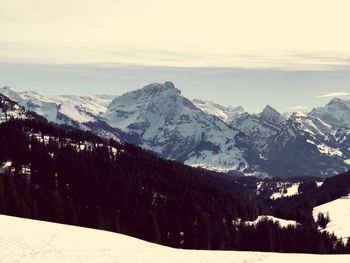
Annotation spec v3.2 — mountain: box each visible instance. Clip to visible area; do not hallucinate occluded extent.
[0,86,116,126]
[1,84,350,178]
[229,105,286,151]
[262,111,349,177]
[192,99,245,123]
[310,98,350,128]
[101,82,260,174]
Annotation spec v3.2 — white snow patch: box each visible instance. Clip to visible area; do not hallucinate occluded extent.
[316,181,324,188]
[270,183,300,200]
[317,144,343,157]
[307,140,343,157]
[1,215,350,263]
[245,215,299,228]
[0,161,12,173]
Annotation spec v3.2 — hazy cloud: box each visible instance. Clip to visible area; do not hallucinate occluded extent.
[317,92,349,98]
[287,105,308,110]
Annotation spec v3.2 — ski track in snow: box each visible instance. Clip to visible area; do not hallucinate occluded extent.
[1,215,350,262]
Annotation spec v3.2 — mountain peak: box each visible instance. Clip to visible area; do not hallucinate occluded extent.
[1,86,14,91]
[140,81,180,97]
[327,97,349,107]
[261,105,281,118]
[0,86,23,102]
[0,86,16,95]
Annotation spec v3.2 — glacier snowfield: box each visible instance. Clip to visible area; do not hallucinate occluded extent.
[1,215,350,263]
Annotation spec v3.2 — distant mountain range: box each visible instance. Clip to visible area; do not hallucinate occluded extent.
[1,82,350,178]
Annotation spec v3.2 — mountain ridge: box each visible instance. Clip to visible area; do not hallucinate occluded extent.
[1,83,350,177]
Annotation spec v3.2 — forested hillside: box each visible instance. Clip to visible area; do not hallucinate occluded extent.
[0,118,349,253]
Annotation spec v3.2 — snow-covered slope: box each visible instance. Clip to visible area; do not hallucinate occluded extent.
[310,98,350,128]
[313,195,350,241]
[1,215,350,263]
[270,183,300,200]
[0,93,27,122]
[193,99,244,123]
[102,82,260,173]
[0,86,116,125]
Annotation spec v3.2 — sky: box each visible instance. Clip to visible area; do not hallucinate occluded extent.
[1,0,350,112]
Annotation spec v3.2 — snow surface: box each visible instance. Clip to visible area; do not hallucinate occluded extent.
[192,99,244,123]
[1,215,350,263]
[307,139,343,157]
[270,183,300,199]
[313,195,350,241]
[316,181,324,187]
[244,215,299,228]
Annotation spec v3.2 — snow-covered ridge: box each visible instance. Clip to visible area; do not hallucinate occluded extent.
[2,215,350,263]
[0,86,116,124]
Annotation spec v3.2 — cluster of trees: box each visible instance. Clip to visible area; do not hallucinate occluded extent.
[316,212,330,229]
[0,118,349,253]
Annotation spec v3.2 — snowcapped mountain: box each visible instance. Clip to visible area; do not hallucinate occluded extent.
[229,105,286,151]
[192,99,244,122]
[263,111,349,177]
[0,86,116,129]
[102,81,260,173]
[1,83,350,178]
[310,98,350,128]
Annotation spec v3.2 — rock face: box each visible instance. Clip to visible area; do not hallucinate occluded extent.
[228,105,286,152]
[1,83,350,178]
[261,112,348,177]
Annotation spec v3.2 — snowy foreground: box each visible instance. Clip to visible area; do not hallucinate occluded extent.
[313,194,350,241]
[1,215,350,262]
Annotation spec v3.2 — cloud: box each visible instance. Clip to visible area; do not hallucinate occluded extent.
[317,92,349,98]
[287,105,308,110]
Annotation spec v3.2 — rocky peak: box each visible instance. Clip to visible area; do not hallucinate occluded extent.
[260,105,283,122]
[138,81,180,97]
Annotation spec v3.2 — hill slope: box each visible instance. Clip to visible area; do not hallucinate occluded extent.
[2,215,350,263]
